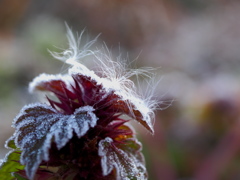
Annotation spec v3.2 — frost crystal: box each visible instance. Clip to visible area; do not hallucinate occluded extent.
[0,27,156,180]
[47,27,157,133]
[29,73,73,93]
[11,103,97,179]
[69,65,156,133]
[99,137,147,180]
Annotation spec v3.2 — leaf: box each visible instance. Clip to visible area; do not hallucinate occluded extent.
[98,137,147,180]
[111,99,154,134]
[5,138,17,149]
[30,72,155,134]
[12,103,98,180]
[0,150,24,180]
[12,173,29,180]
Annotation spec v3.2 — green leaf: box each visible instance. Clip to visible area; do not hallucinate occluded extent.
[13,173,28,180]
[6,138,17,149]
[0,150,24,180]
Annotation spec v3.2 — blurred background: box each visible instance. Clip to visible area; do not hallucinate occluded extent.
[1,0,240,179]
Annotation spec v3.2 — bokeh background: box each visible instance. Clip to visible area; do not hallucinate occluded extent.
[1,0,240,179]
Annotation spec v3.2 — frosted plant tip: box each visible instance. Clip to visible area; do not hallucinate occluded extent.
[0,25,161,180]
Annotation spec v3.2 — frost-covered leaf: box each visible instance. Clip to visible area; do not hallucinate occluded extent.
[29,73,72,94]
[12,103,98,180]
[72,73,155,134]
[30,68,155,134]
[98,137,147,180]
[110,99,154,134]
[30,69,155,134]
[0,150,24,180]
[30,27,156,134]
[72,71,155,134]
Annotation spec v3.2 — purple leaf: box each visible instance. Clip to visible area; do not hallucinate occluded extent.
[12,103,98,180]
[98,137,147,180]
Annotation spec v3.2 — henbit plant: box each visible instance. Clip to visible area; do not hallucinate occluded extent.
[0,27,158,180]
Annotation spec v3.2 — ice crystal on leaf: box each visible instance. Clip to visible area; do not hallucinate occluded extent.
[99,137,147,180]
[0,26,157,180]
[12,103,97,179]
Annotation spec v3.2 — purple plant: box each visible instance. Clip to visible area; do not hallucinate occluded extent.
[0,27,157,180]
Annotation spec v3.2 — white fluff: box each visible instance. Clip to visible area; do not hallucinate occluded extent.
[48,24,99,67]
[38,26,158,133]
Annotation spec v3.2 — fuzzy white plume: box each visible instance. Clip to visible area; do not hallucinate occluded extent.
[49,24,99,70]
[43,26,158,133]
